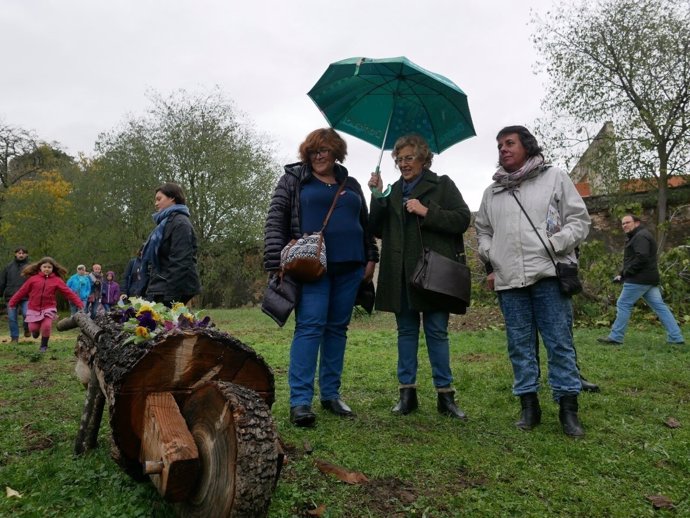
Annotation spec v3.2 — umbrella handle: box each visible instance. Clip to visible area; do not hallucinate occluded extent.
[369,168,391,198]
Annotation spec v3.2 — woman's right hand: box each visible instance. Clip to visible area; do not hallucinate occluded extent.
[368,172,383,192]
[486,272,496,291]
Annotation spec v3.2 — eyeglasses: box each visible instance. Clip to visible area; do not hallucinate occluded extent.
[309,148,332,158]
[394,155,416,165]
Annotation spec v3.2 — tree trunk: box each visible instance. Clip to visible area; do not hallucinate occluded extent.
[60,312,280,517]
[656,149,669,251]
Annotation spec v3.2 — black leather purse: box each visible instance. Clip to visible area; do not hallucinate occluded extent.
[410,217,471,306]
[511,192,583,297]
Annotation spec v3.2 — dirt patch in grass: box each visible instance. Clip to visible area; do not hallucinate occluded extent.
[6,364,30,373]
[462,352,497,363]
[21,423,54,452]
[345,477,417,517]
[449,306,504,332]
[31,376,56,388]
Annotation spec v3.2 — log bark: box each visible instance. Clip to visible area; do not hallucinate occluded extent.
[175,381,279,518]
[63,314,276,484]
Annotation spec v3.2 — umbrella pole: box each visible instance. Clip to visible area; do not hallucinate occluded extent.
[374,109,394,175]
[370,110,394,197]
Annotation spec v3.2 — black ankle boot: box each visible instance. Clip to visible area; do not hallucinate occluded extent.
[289,405,316,428]
[39,336,49,352]
[516,393,541,430]
[437,390,467,420]
[392,387,418,415]
[580,375,600,393]
[559,395,585,438]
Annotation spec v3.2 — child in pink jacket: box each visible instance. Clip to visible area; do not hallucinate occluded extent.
[9,257,83,352]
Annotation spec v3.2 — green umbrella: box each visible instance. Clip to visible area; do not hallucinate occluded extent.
[308,56,476,173]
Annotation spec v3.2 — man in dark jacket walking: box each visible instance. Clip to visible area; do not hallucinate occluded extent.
[598,215,685,345]
[0,246,31,342]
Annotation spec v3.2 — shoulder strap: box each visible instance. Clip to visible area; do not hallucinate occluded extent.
[510,191,557,268]
[319,181,347,231]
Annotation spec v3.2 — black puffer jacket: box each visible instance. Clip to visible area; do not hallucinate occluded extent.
[263,161,378,271]
[0,257,29,299]
[621,225,660,285]
[146,211,201,301]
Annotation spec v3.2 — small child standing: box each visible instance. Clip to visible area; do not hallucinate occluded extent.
[100,271,121,312]
[9,257,84,352]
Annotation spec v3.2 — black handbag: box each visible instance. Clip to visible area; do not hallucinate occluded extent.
[261,273,301,327]
[410,217,471,306]
[511,192,583,297]
[354,280,376,314]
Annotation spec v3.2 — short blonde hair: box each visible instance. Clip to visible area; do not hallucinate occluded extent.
[392,134,433,169]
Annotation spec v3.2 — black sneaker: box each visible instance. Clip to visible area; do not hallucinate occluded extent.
[597,337,622,345]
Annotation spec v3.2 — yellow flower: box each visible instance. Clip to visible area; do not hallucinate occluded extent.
[136,304,154,316]
[135,326,150,338]
[171,302,186,312]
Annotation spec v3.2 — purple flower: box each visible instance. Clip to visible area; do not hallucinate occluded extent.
[137,311,158,331]
[115,307,137,324]
[177,314,193,329]
[195,316,212,329]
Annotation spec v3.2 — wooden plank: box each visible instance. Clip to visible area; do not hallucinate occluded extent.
[139,392,200,502]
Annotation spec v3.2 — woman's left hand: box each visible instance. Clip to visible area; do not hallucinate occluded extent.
[405,198,428,217]
[363,261,376,283]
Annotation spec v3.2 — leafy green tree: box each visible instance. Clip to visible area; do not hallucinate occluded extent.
[94,89,281,306]
[533,0,690,248]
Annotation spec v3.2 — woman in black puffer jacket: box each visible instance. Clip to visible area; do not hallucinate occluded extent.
[264,128,378,428]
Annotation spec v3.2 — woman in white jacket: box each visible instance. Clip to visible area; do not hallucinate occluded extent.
[475,126,590,438]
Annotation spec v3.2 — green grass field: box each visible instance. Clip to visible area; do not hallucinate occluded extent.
[1,308,688,517]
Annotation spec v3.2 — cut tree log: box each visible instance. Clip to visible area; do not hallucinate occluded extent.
[59,311,280,516]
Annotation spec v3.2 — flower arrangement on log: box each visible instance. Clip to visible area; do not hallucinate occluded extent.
[113,297,212,344]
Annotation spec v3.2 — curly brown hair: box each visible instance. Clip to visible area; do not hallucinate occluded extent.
[298,128,347,163]
[22,257,68,279]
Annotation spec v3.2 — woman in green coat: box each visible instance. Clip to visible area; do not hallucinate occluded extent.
[368,134,471,419]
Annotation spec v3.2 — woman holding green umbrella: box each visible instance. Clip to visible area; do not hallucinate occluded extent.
[368,134,471,420]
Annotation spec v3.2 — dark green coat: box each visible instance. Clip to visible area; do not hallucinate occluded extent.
[369,169,471,314]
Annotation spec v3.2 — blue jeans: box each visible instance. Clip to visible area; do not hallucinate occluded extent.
[8,299,28,339]
[395,290,453,388]
[289,265,364,407]
[609,283,684,343]
[497,278,581,401]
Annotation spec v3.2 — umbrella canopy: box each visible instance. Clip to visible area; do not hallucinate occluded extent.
[308,56,476,159]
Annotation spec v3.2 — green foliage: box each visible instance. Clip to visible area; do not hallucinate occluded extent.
[574,239,690,326]
[658,242,690,316]
[532,0,690,236]
[1,310,688,517]
[92,88,281,307]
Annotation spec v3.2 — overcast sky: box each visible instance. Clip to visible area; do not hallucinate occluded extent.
[1,0,556,210]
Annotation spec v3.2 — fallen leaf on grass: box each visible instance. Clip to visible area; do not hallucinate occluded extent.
[664,417,681,428]
[303,439,313,455]
[6,487,22,498]
[314,458,369,484]
[647,494,675,509]
[306,504,326,516]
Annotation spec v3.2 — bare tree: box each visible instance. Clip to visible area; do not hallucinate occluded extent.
[0,120,39,189]
[533,0,690,248]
